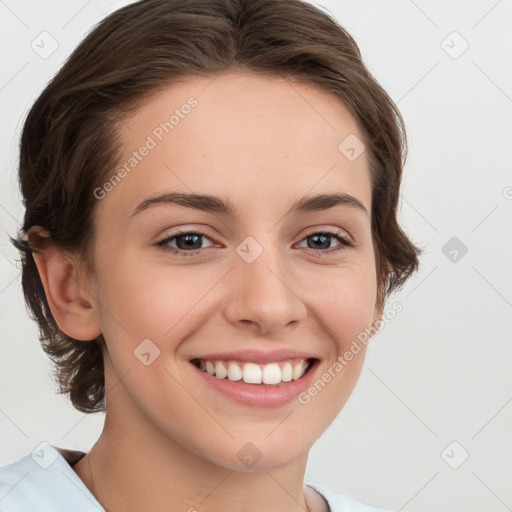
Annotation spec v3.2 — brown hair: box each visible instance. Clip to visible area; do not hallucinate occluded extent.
[11,0,422,413]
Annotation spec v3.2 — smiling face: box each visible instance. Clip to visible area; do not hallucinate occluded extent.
[86,71,381,471]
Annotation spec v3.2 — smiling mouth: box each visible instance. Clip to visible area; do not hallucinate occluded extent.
[190,357,318,386]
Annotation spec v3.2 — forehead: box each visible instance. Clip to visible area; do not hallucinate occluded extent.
[97,72,372,220]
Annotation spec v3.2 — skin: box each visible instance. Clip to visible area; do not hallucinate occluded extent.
[31,72,384,512]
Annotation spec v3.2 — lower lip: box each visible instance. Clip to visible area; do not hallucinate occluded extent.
[191,360,319,407]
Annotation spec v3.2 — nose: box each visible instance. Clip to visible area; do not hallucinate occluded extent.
[222,238,308,336]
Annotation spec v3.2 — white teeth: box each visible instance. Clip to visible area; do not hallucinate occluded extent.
[196,358,312,385]
[292,360,307,380]
[262,363,282,385]
[227,361,243,381]
[205,361,215,375]
[281,362,293,382]
[242,363,262,384]
[215,361,228,379]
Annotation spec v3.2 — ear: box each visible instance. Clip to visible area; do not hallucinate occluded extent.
[28,227,102,341]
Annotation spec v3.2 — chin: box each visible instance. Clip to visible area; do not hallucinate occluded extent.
[190,434,311,473]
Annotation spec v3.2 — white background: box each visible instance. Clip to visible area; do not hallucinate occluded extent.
[1,1,511,511]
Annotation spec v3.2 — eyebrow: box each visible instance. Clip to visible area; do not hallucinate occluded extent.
[130,191,369,218]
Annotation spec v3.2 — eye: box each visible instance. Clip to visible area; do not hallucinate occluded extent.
[156,230,215,257]
[296,229,353,256]
[155,228,354,258]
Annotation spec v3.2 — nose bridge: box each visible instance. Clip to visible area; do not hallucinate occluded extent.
[223,233,305,333]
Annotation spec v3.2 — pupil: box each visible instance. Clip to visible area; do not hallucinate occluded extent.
[177,234,201,250]
[309,234,330,249]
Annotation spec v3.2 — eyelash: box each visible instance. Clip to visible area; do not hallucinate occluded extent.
[155,229,354,258]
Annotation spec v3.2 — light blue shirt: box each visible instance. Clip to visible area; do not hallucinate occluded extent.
[0,442,393,511]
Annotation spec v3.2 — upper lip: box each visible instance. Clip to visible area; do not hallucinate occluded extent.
[190,349,317,364]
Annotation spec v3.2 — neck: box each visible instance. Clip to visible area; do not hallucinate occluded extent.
[72,387,320,512]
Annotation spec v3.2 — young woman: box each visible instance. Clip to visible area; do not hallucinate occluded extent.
[1,0,421,510]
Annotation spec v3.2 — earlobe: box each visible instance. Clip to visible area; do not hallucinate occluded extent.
[28,227,102,341]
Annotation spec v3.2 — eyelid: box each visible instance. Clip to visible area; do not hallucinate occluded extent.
[155,225,355,260]
[295,228,354,255]
[156,225,218,242]
[300,226,352,243]
[156,226,351,245]
[156,228,218,252]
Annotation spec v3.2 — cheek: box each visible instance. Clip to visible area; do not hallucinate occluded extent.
[293,264,375,417]
[303,261,378,349]
[98,255,195,325]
